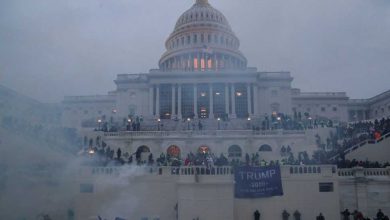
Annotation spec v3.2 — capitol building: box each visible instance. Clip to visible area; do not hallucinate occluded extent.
[58,1,390,220]
[62,0,390,127]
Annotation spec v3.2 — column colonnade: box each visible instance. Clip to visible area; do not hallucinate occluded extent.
[151,82,256,119]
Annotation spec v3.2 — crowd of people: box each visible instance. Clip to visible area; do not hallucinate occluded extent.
[337,159,390,169]
[329,118,390,159]
[82,115,390,170]
[340,208,389,220]
[90,111,337,132]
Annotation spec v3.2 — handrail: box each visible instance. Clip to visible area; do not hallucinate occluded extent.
[103,130,306,138]
[86,165,337,177]
[329,131,390,161]
[338,167,390,177]
[89,166,390,178]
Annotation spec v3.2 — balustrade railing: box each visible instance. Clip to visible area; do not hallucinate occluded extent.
[338,167,390,177]
[103,129,305,138]
[86,165,342,177]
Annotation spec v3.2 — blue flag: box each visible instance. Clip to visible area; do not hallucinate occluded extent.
[234,166,284,198]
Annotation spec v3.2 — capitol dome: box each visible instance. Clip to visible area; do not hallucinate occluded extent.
[159,0,247,72]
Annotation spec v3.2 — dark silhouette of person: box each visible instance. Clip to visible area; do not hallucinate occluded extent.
[254,210,260,220]
[317,213,325,220]
[245,153,250,166]
[377,209,385,220]
[198,121,203,130]
[293,210,301,220]
[282,210,290,220]
[341,209,351,220]
[116,148,122,159]
[136,149,141,163]
[352,210,359,220]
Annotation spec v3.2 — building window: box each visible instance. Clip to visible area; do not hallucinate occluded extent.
[333,107,337,112]
[259,144,272,152]
[181,84,194,118]
[228,145,242,157]
[319,182,334,192]
[167,145,181,158]
[234,83,248,118]
[213,83,226,118]
[321,107,326,112]
[159,84,172,119]
[80,184,94,193]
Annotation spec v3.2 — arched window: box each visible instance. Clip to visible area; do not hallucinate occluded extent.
[259,144,272,152]
[198,145,210,154]
[135,145,151,162]
[167,145,181,158]
[137,145,150,153]
[228,145,242,157]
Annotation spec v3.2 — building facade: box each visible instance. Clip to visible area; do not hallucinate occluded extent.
[60,0,390,129]
[59,1,390,220]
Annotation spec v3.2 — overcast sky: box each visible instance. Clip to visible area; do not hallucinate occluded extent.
[0,0,389,103]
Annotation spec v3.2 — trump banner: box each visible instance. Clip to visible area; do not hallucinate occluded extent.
[234,166,284,198]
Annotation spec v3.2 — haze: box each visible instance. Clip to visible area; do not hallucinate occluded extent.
[0,0,389,102]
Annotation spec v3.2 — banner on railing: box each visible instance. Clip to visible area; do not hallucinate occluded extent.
[234,166,283,198]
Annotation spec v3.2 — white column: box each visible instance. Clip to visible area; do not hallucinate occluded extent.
[209,84,214,118]
[178,84,182,119]
[156,85,160,118]
[171,84,176,118]
[231,83,236,118]
[253,84,259,116]
[149,86,154,116]
[225,83,229,115]
[193,84,198,118]
[197,53,200,71]
[191,54,194,71]
[214,53,217,71]
[247,83,252,116]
